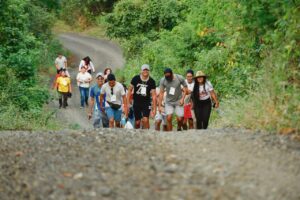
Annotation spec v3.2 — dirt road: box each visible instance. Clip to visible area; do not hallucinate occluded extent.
[51,33,125,129]
[0,129,299,200]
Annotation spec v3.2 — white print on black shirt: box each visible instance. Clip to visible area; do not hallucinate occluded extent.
[136,83,148,96]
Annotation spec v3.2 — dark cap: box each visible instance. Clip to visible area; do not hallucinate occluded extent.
[164,68,173,74]
[186,69,194,75]
[107,74,116,81]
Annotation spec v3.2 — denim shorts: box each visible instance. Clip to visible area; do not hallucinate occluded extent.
[105,107,122,122]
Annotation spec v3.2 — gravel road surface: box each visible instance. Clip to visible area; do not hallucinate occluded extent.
[0,129,299,200]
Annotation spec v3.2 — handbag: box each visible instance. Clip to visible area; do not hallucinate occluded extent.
[107,101,121,110]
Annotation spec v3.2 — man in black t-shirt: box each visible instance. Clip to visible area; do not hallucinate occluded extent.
[127,64,156,129]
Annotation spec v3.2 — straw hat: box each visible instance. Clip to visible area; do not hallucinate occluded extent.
[195,70,207,78]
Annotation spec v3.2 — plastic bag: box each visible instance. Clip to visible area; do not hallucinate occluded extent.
[124,121,134,129]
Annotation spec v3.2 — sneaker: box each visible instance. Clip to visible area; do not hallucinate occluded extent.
[80,106,84,109]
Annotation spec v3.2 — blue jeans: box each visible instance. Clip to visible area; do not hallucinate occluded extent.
[79,87,89,107]
[93,109,109,128]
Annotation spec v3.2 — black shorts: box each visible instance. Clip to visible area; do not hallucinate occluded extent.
[133,103,151,121]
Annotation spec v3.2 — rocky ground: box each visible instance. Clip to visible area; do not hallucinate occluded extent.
[0,129,299,200]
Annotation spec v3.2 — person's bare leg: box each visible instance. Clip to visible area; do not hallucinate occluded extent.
[142,117,150,129]
[163,125,168,131]
[188,118,194,129]
[109,118,114,128]
[166,115,173,131]
[177,116,184,131]
[115,121,121,128]
[135,120,141,129]
[155,120,162,131]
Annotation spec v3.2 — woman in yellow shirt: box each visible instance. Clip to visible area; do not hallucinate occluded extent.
[55,69,72,109]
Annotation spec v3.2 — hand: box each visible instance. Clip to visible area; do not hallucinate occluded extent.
[179,98,184,106]
[88,112,92,120]
[214,102,219,108]
[150,110,156,118]
[100,106,105,112]
[159,106,163,113]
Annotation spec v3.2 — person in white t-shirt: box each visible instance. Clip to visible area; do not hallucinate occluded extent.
[55,53,68,75]
[192,71,219,129]
[76,67,92,108]
[78,56,95,74]
[99,74,128,128]
[183,69,195,130]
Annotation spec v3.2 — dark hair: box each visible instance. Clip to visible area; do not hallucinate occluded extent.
[107,74,116,81]
[186,69,194,75]
[104,67,112,75]
[192,76,207,104]
[83,56,91,65]
[164,68,172,74]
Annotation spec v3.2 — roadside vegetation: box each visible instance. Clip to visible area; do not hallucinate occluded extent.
[59,0,299,134]
[0,0,63,130]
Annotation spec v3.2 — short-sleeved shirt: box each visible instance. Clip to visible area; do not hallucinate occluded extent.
[76,72,92,88]
[55,56,67,69]
[184,80,195,105]
[131,75,156,105]
[101,82,125,106]
[78,60,95,72]
[90,84,106,110]
[160,74,187,105]
[56,77,71,93]
[199,81,214,100]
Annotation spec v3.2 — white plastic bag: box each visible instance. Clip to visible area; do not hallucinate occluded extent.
[124,121,134,129]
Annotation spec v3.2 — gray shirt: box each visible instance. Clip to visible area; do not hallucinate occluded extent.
[101,82,126,106]
[160,74,187,105]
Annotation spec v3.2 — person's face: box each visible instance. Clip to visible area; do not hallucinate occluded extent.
[106,69,111,75]
[197,77,204,84]
[61,71,66,76]
[108,80,116,88]
[58,54,62,58]
[164,73,173,81]
[141,69,149,77]
[186,73,193,83]
[81,67,86,73]
[97,76,104,85]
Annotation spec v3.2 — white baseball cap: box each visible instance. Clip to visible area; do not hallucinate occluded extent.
[141,64,150,71]
[96,72,103,78]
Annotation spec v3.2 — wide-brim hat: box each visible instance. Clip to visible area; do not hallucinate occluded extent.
[195,70,207,78]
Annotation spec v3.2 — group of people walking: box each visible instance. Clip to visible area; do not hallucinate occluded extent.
[53,53,219,130]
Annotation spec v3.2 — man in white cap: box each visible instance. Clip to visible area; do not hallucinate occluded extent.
[88,72,109,128]
[127,64,156,129]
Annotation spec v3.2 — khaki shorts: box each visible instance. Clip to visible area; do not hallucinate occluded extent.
[165,103,184,117]
[155,113,167,125]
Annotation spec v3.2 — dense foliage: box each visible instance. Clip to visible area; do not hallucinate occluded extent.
[59,0,119,28]
[103,0,299,133]
[0,0,61,130]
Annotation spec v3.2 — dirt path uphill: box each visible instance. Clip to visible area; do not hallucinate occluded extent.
[51,33,125,129]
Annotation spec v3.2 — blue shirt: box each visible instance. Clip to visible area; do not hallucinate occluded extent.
[90,84,105,110]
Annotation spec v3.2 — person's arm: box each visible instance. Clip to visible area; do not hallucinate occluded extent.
[127,84,133,108]
[88,97,95,120]
[64,57,67,69]
[180,86,188,106]
[99,94,105,112]
[90,62,95,73]
[55,59,60,70]
[158,88,164,113]
[122,94,128,117]
[210,90,219,108]
[68,80,72,93]
[54,77,59,90]
[78,60,83,71]
[151,89,157,117]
